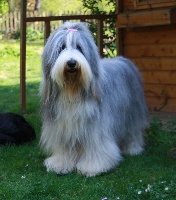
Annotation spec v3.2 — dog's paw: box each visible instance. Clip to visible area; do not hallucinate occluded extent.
[44,156,74,175]
[76,162,102,177]
[76,141,122,176]
[76,157,121,177]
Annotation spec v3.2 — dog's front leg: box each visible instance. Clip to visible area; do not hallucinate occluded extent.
[44,147,75,175]
[76,136,122,177]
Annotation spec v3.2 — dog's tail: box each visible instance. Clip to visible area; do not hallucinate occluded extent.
[0,113,36,145]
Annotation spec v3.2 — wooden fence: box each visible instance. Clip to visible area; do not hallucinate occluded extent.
[0,11,84,34]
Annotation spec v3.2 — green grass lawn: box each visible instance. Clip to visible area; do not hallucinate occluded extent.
[0,40,176,200]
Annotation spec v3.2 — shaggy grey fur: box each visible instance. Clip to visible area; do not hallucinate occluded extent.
[40,22,148,176]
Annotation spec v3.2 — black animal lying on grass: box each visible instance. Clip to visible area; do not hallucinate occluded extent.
[0,113,36,145]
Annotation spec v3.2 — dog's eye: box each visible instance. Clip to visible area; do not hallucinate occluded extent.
[76,45,83,54]
[61,44,66,51]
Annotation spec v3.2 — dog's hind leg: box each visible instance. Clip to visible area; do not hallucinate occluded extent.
[120,133,144,155]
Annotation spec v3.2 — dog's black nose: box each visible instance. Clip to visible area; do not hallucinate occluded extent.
[67,59,77,68]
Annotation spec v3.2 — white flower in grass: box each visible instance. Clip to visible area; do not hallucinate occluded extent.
[116,197,120,200]
[161,181,166,184]
[145,184,152,192]
[21,175,26,179]
[165,187,169,191]
[137,191,142,194]
[139,180,142,183]
[102,198,108,200]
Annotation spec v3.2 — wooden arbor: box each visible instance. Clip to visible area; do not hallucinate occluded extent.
[20,0,116,113]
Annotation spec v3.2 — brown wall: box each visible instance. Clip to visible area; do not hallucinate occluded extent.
[117,0,176,112]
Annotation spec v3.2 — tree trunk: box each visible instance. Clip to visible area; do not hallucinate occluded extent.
[35,0,41,11]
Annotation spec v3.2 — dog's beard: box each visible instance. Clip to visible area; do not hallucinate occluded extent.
[51,49,93,100]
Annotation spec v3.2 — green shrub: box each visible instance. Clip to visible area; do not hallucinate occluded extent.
[81,0,116,57]
[26,28,44,41]
[11,28,44,41]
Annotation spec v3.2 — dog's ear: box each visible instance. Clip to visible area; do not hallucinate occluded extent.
[40,77,59,120]
[40,77,51,106]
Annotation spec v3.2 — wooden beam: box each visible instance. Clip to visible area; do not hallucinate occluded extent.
[134,0,176,10]
[26,14,117,22]
[124,44,176,58]
[117,8,176,28]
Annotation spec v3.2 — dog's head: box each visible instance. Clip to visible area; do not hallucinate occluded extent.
[42,22,100,98]
[41,22,101,119]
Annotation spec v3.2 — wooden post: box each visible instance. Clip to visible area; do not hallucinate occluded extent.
[97,19,104,57]
[44,20,51,42]
[116,0,124,55]
[20,0,27,114]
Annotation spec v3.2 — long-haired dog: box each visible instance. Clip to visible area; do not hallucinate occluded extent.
[40,22,148,176]
[0,113,36,145]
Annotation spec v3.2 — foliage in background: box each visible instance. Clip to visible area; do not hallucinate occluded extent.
[7,28,44,41]
[26,28,44,41]
[0,0,8,15]
[2,0,36,12]
[0,0,83,13]
[82,0,115,14]
[81,0,116,57]
[1,0,116,57]
[40,0,83,14]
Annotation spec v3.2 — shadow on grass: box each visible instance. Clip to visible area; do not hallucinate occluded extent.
[0,82,40,112]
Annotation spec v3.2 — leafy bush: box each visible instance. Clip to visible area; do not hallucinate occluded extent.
[11,28,44,41]
[0,0,8,15]
[81,0,116,57]
[11,29,20,40]
[26,28,44,41]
